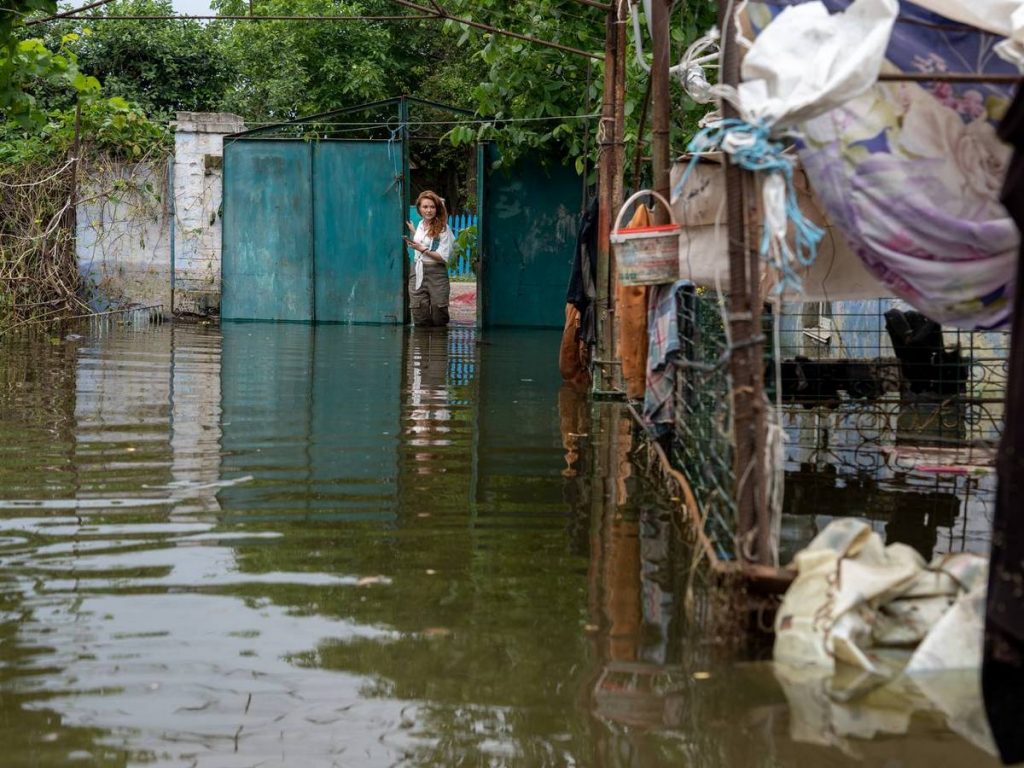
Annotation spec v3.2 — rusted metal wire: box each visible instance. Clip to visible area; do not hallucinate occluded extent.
[877,72,1022,84]
[46,13,437,21]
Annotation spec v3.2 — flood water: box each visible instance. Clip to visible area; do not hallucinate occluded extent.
[0,322,1004,767]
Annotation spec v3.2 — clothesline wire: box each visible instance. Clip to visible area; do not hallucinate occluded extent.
[238,112,602,128]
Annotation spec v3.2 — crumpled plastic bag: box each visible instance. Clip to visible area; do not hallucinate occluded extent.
[774,518,987,675]
[736,0,899,127]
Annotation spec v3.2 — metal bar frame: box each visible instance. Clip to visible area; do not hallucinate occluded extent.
[228,95,476,140]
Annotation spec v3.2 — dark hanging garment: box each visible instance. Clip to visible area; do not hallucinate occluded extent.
[566,197,599,346]
[985,87,1024,767]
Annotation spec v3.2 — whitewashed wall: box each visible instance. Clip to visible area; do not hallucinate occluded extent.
[77,161,172,314]
[172,112,245,315]
[76,112,244,317]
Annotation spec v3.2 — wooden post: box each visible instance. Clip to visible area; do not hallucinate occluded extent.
[720,0,769,564]
[650,0,671,226]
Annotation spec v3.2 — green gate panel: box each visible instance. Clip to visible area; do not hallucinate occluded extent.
[314,142,403,324]
[481,147,582,328]
[222,141,313,321]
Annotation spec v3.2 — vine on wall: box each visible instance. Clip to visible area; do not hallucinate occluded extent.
[1,87,171,332]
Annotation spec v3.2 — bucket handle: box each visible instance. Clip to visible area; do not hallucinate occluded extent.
[612,189,678,232]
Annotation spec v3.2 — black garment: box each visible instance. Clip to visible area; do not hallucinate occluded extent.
[566,197,599,346]
[985,86,1024,767]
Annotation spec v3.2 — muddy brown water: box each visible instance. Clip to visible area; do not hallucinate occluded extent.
[0,323,1003,767]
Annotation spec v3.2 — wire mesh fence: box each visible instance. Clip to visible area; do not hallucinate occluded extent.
[667,293,1010,563]
[669,287,738,561]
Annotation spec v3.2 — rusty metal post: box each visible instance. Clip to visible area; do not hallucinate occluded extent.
[595,3,623,392]
[650,0,671,225]
[595,7,616,391]
[719,0,769,564]
[609,6,627,392]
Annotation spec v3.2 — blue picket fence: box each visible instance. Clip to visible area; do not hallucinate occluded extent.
[408,206,477,278]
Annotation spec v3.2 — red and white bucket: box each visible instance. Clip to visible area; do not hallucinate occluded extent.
[611,190,681,286]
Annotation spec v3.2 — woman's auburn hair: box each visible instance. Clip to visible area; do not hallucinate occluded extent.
[416,190,448,239]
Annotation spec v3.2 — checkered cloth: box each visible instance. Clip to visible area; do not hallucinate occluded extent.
[643,280,693,434]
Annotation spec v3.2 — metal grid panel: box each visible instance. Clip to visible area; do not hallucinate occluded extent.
[668,295,1010,562]
[670,289,738,560]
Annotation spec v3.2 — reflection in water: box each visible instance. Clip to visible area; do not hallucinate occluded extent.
[781,401,997,564]
[0,324,1003,766]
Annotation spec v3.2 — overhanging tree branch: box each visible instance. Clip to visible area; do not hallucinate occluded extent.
[389,0,602,60]
[26,0,118,25]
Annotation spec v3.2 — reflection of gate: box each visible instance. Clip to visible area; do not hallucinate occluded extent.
[221,97,582,327]
[222,139,403,323]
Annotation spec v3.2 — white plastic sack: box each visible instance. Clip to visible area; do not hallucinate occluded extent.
[736,0,899,127]
[909,0,1024,67]
[670,156,888,300]
[774,518,988,674]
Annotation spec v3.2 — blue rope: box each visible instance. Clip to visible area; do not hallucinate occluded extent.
[671,118,824,293]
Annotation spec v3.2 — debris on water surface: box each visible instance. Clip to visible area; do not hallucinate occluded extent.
[356,575,392,587]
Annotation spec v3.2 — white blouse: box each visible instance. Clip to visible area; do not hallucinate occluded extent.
[411,220,454,290]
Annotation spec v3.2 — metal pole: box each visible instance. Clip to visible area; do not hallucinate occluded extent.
[719,0,767,564]
[608,5,627,392]
[595,4,619,391]
[650,0,671,225]
[400,97,412,325]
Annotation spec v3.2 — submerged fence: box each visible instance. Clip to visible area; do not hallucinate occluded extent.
[407,207,477,278]
[666,291,1010,563]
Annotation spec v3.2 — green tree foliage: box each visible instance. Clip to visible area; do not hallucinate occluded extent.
[45,0,233,118]
[212,0,482,121]
[439,0,607,167]
[0,29,169,163]
[0,0,53,46]
[2,31,98,127]
[440,0,719,173]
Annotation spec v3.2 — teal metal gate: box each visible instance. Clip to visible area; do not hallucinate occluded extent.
[222,138,403,323]
[221,97,583,328]
[480,146,582,328]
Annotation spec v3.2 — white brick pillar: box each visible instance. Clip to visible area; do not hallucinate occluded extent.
[172,111,245,315]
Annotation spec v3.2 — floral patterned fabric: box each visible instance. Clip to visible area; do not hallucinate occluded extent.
[752,0,1019,329]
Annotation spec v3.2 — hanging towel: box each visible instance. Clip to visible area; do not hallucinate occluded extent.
[643,280,692,433]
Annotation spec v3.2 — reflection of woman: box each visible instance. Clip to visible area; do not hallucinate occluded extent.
[404,190,454,327]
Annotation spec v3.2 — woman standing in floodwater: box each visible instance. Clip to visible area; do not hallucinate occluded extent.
[404,190,454,327]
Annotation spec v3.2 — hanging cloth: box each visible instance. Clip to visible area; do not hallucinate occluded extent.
[617,202,652,399]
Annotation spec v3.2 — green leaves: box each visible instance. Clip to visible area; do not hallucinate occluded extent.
[1,34,91,127]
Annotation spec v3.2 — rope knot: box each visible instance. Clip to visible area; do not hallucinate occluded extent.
[673,118,824,294]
